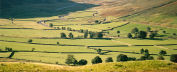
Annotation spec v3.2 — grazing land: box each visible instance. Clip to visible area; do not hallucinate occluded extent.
[0,0,177,71]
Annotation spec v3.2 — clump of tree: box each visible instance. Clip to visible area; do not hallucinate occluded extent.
[129,27,158,39]
[65,55,88,66]
[62,27,66,30]
[117,54,128,62]
[5,47,13,52]
[92,56,102,64]
[60,33,67,38]
[170,54,177,63]
[89,32,103,39]
[117,54,136,62]
[78,59,87,65]
[138,31,147,39]
[105,57,113,63]
[149,31,157,39]
[139,49,154,60]
[131,27,139,38]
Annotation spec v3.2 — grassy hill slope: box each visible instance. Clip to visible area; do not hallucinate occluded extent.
[124,0,177,28]
[0,60,177,72]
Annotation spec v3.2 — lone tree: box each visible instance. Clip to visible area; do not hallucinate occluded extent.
[65,55,77,65]
[105,57,113,63]
[92,56,102,64]
[144,49,149,57]
[32,48,35,51]
[162,30,166,34]
[127,33,132,38]
[8,51,15,58]
[117,54,128,62]
[140,48,145,54]
[138,31,147,39]
[97,32,103,39]
[61,33,67,38]
[159,50,167,56]
[68,33,74,39]
[170,54,177,63]
[131,27,139,38]
[28,39,33,43]
[78,59,87,65]
[84,32,88,38]
[117,31,120,37]
[147,27,151,32]
[49,23,53,27]
[96,48,102,54]
[57,42,60,45]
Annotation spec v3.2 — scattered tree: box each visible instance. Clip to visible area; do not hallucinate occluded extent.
[128,57,136,61]
[157,55,165,60]
[147,27,151,32]
[61,33,67,38]
[68,33,74,39]
[140,48,145,54]
[105,57,113,62]
[65,55,77,65]
[28,39,33,43]
[162,31,166,34]
[32,48,35,51]
[144,49,149,57]
[97,48,102,54]
[97,32,103,39]
[170,54,177,63]
[173,33,176,36]
[117,31,120,34]
[159,50,167,56]
[57,42,60,45]
[149,31,157,39]
[84,32,88,38]
[140,49,154,60]
[127,33,132,38]
[49,23,53,27]
[8,51,15,58]
[92,56,102,64]
[117,54,128,62]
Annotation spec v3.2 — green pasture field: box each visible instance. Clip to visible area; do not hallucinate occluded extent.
[115,38,177,45]
[0,29,83,38]
[109,23,177,38]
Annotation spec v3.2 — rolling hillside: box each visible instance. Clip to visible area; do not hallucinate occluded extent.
[0,0,177,71]
[0,60,177,72]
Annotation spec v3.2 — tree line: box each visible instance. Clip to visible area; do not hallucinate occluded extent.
[64,48,177,66]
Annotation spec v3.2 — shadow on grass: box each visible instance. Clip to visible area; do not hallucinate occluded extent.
[1,0,99,18]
